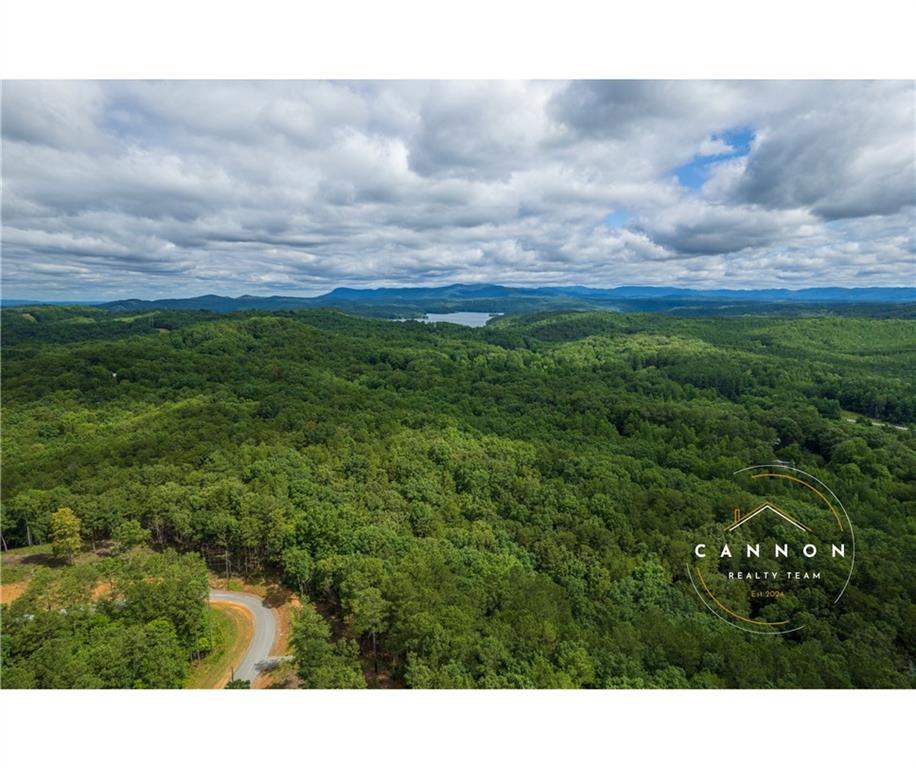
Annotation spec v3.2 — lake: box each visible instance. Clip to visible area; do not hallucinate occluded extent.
[396,312,500,327]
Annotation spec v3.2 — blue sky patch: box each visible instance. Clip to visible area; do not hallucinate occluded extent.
[674,127,755,190]
[603,208,632,229]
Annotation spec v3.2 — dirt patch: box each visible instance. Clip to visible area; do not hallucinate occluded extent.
[0,582,27,605]
[209,574,292,603]
[255,664,300,689]
[270,593,301,656]
[91,581,115,600]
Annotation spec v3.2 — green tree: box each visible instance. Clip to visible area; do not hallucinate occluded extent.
[282,546,313,595]
[348,586,389,674]
[290,605,366,689]
[112,519,151,554]
[132,618,188,688]
[50,507,82,563]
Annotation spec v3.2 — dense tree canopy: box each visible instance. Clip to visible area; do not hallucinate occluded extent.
[1,306,913,688]
[1,550,208,688]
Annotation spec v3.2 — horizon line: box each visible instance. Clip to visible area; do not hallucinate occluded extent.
[3,282,915,305]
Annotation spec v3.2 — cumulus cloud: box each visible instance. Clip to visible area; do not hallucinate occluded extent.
[1,80,913,299]
[726,82,916,220]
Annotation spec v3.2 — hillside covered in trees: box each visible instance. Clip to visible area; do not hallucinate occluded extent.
[1,549,208,688]
[1,306,914,688]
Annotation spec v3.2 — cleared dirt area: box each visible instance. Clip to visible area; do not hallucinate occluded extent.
[0,582,27,605]
[270,592,301,657]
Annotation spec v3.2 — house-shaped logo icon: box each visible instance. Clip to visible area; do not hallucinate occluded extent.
[725,501,811,533]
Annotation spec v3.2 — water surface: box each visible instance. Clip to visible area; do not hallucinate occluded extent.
[405,312,500,327]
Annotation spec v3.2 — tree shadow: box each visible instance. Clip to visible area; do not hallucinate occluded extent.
[263,584,292,608]
[18,552,65,568]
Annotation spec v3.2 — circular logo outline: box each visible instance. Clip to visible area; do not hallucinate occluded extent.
[686,463,856,635]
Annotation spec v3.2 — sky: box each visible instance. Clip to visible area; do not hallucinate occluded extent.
[1,80,914,300]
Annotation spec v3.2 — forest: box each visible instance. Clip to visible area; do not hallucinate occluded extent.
[1,304,914,688]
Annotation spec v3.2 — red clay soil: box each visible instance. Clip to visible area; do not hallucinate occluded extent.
[0,582,27,605]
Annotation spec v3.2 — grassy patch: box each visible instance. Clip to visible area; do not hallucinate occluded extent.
[1,544,54,583]
[0,563,32,584]
[185,603,250,689]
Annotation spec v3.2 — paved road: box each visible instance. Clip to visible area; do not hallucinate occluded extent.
[209,589,277,683]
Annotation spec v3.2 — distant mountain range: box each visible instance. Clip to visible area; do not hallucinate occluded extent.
[4,284,915,316]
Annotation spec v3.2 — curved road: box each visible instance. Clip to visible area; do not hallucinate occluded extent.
[209,589,277,683]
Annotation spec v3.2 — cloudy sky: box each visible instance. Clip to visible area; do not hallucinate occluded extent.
[1,80,913,299]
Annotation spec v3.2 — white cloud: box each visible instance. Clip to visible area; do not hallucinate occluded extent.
[697,137,734,156]
[1,80,913,299]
